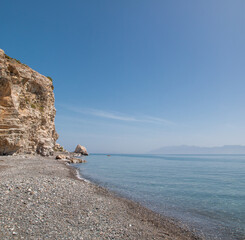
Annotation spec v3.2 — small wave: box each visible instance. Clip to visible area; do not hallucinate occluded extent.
[75,168,90,183]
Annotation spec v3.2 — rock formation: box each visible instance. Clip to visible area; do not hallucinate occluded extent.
[55,154,87,164]
[0,49,58,156]
[54,143,68,153]
[74,144,88,155]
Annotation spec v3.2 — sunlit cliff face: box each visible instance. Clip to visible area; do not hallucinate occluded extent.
[0,49,58,156]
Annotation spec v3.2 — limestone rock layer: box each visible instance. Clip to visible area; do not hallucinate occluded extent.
[0,49,58,155]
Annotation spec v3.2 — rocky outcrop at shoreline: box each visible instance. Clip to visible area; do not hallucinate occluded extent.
[0,49,58,156]
[74,144,88,155]
[55,154,87,164]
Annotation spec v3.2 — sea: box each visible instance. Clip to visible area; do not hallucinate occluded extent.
[74,154,245,240]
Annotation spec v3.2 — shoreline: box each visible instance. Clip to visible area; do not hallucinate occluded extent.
[70,164,206,239]
[72,166,201,233]
[0,155,202,239]
[59,157,206,240]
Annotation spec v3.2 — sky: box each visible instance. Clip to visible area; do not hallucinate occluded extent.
[1,0,245,153]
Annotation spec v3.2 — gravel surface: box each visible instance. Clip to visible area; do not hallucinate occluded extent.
[0,155,202,240]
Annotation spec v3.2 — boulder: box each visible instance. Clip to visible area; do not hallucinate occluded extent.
[56,155,87,164]
[69,157,87,164]
[55,154,66,160]
[74,145,88,155]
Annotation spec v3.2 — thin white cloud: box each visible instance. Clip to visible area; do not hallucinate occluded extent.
[59,105,175,125]
[142,116,175,125]
[88,109,138,122]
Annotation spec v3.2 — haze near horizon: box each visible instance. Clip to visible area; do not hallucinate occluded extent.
[1,0,245,153]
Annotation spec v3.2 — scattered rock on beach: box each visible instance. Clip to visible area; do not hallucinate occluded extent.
[74,144,88,155]
[55,155,86,164]
[69,158,86,164]
[55,155,66,160]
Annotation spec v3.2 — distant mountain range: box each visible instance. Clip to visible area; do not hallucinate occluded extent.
[149,145,245,154]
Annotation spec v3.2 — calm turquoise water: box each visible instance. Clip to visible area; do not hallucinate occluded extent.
[75,154,245,240]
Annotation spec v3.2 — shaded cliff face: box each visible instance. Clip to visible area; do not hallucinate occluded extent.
[0,49,58,156]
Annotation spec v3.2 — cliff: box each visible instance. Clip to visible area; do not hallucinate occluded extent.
[0,49,58,156]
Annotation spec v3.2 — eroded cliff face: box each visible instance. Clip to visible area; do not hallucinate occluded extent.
[0,49,58,156]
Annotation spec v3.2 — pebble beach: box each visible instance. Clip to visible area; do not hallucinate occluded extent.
[0,155,201,240]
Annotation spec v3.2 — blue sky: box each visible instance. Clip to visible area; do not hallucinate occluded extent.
[1,0,245,153]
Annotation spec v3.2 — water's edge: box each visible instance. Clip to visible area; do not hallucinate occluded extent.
[73,154,245,240]
[71,164,205,239]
